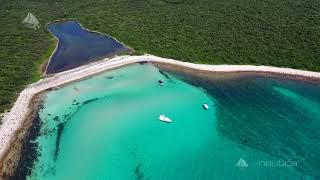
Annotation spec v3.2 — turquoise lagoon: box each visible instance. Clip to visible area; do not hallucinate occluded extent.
[16,63,320,179]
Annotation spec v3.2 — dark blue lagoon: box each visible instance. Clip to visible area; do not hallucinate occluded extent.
[46,20,131,74]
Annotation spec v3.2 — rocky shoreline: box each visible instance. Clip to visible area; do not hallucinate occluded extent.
[0,94,42,178]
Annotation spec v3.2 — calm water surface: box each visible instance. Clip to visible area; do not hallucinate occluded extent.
[46,20,130,74]
[16,63,320,179]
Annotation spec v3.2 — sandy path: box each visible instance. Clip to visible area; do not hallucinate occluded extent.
[1,54,320,162]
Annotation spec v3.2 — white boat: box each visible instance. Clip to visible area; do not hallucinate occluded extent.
[159,115,172,123]
[203,103,209,110]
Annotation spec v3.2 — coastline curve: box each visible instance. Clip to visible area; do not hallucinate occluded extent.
[1,54,320,176]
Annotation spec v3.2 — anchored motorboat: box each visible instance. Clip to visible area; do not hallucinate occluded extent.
[158,80,164,86]
[203,103,209,110]
[159,115,172,123]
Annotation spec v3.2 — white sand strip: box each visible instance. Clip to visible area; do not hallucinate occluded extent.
[1,54,320,162]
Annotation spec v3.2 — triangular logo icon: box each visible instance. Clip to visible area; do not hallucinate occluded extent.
[22,13,40,29]
[235,158,248,170]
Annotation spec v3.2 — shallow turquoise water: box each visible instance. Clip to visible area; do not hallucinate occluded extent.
[18,63,320,179]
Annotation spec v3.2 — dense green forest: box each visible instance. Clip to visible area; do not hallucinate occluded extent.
[0,0,320,115]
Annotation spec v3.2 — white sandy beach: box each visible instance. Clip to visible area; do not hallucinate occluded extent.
[1,54,320,163]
